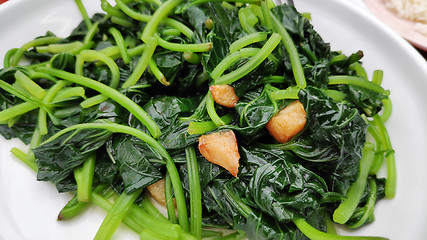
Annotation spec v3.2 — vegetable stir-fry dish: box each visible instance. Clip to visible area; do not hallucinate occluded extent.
[0,0,396,239]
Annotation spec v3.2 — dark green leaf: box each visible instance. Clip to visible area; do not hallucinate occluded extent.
[34,128,112,191]
[291,86,367,194]
[110,135,164,193]
[245,153,327,221]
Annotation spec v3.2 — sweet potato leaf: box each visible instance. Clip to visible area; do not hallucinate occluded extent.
[201,2,245,74]
[109,134,164,193]
[229,86,277,140]
[34,128,112,191]
[244,151,328,221]
[290,86,368,194]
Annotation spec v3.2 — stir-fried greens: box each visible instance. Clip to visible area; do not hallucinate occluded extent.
[0,0,396,239]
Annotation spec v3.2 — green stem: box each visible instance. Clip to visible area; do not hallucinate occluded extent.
[201,230,223,239]
[188,0,260,6]
[38,108,48,136]
[98,46,121,59]
[72,41,95,55]
[77,50,120,89]
[328,75,389,95]
[324,211,337,235]
[80,94,108,109]
[271,14,307,89]
[348,178,378,229]
[58,185,109,221]
[101,0,127,18]
[372,115,396,199]
[140,196,170,223]
[188,113,234,135]
[162,28,181,37]
[58,195,89,221]
[185,146,202,239]
[24,61,51,70]
[367,124,385,175]
[229,32,268,53]
[322,89,347,102]
[53,105,82,118]
[129,204,183,239]
[3,48,18,68]
[28,71,58,82]
[269,86,299,100]
[139,229,171,239]
[216,231,246,240]
[51,87,86,103]
[164,172,178,224]
[162,18,194,40]
[371,70,383,85]
[122,36,158,88]
[293,218,388,240]
[157,35,212,52]
[114,0,150,22]
[114,0,193,39]
[141,0,183,42]
[0,80,45,108]
[10,148,38,172]
[215,33,281,85]
[380,98,392,123]
[262,75,285,84]
[38,80,68,135]
[109,27,131,64]
[350,62,368,79]
[223,184,252,218]
[84,22,100,44]
[91,191,144,233]
[0,102,38,122]
[8,116,20,126]
[11,37,62,66]
[94,189,143,240]
[111,16,134,27]
[333,142,375,224]
[183,50,201,64]
[147,0,163,7]
[98,44,145,62]
[74,0,93,30]
[36,41,84,54]
[35,67,161,138]
[148,59,169,86]
[27,127,42,161]
[238,7,258,34]
[206,91,225,127]
[261,0,273,29]
[211,48,260,80]
[74,152,96,202]
[76,49,121,108]
[14,70,46,99]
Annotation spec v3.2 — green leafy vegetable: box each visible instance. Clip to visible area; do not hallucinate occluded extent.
[0,1,396,239]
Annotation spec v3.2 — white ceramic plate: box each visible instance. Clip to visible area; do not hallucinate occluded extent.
[363,0,427,51]
[1,0,427,239]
